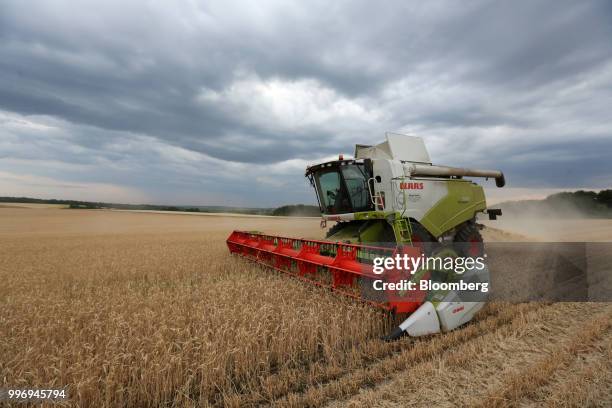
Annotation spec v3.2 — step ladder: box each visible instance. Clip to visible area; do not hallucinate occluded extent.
[393,217,413,244]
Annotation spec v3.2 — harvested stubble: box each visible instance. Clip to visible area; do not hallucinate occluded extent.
[334,302,611,408]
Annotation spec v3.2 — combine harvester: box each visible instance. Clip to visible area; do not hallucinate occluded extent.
[227,133,505,339]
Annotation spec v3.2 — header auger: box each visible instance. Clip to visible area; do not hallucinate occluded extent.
[227,133,504,340]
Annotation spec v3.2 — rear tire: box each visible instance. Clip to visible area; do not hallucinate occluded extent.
[454,222,484,258]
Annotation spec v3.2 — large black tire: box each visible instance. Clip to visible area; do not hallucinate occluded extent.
[409,221,436,255]
[454,222,484,258]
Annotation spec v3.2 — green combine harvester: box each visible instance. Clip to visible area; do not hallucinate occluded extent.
[228,133,505,339]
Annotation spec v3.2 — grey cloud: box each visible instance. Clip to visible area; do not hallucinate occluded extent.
[0,0,611,205]
[495,138,612,181]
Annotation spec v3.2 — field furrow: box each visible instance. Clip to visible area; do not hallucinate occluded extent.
[475,307,611,408]
[264,303,547,408]
[539,336,612,407]
[217,303,506,407]
[327,303,611,408]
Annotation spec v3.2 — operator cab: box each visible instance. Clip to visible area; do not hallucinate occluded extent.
[306,159,374,215]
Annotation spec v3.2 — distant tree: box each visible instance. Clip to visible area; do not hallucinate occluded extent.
[597,190,612,208]
[500,189,612,218]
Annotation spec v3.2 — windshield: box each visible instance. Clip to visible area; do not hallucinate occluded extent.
[317,170,348,213]
[341,164,370,211]
[313,163,372,214]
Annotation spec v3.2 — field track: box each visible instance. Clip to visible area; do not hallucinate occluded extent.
[1,207,610,407]
[327,302,611,408]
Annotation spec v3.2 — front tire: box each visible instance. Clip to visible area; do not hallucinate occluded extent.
[410,222,435,255]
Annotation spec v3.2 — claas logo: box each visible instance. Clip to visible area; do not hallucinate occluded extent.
[399,182,424,190]
[452,305,465,314]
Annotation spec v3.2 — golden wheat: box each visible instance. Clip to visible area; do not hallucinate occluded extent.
[1,208,610,408]
[0,209,385,407]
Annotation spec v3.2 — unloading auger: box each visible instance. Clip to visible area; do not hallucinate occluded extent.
[227,133,504,340]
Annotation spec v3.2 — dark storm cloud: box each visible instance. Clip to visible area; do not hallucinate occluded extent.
[487,138,612,187]
[0,0,611,204]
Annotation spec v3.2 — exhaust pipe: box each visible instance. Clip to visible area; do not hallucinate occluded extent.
[407,164,506,188]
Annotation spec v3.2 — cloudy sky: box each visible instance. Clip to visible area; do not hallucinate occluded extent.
[1,0,611,207]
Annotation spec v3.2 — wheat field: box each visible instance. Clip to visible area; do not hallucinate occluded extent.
[1,207,610,407]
